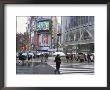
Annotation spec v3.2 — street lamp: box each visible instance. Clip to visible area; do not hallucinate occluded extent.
[64,44,68,54]
[57,33,61,52]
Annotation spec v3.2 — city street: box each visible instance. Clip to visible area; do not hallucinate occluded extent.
[16,16,94,75]
[16,56,94,74]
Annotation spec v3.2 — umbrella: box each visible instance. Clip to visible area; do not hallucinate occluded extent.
[22,53,27,56]
[53,52,65,56]
[67,53,70,54]
[37,53,41,55]
[28,53,34,56]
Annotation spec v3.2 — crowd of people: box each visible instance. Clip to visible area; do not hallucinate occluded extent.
[17,52,49,59]
[16,51,49,66]
[16,51,94,74]
[65,52,94,63]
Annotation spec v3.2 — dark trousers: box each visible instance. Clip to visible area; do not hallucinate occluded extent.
[54,63,61,74]
[88,58,91,63]
[56,63,61,71]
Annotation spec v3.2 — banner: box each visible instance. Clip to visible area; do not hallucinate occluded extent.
[34,32,38,48]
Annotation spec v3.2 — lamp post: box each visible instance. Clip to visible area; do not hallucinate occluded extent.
[64,44,68,54]
[57,33,61,52]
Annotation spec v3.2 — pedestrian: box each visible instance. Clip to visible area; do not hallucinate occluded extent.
[54,54,61,74]
[40,53,44,63]
[70,53,73,62]
[90,53,94,62]
[33,53,36,59]
[83,54,87,62]
[76,54,79,61]
[73,54,76,61]
[79,53,84,63]
[45,53,49,62]
[87,53,91,63]
[66,54,69,63]
[28,54,31,60]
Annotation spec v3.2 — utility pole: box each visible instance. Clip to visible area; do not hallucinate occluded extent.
[57,36,59,52]
[57,33,61,52]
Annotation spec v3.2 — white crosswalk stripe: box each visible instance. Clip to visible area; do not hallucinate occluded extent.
[49,64,94,74]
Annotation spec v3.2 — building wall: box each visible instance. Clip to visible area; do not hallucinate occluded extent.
[27,16,60,51]
[62,16,94,53]
[61,16,71,45]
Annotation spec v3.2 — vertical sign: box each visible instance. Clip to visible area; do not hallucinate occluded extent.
[34,32,38,48]
[42,34,48,45]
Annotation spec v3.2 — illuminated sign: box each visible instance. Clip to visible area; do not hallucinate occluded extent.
[42,35,48,44]
[34,32,38,48]
[36,21,50,31]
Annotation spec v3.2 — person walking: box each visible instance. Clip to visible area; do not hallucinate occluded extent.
[66,54,69,63]
[54,54,61,74]
[87,53,91,63]
[45,53,49,62]
[70,53,73,62]
[40,53,44,63]
[79,53,84,63]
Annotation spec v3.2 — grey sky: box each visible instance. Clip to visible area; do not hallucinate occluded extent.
[17,17,27,33]
[57,16,61,24]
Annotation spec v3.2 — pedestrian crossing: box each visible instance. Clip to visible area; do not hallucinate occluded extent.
[49,64,94,74]
[16,58,94,74]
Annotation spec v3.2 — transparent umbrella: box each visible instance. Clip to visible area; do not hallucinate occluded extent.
[22,53,28,56]
[28,53,34,57]
[53,52,65,56]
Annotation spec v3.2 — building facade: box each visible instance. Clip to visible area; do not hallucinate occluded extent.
[62,16,94,54]
[27,16,58,52]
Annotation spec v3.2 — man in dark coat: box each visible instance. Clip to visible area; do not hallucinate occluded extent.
[70,53,73,62]
[54,54,61,74]
[87,53,91,63]
[66,54,69,63]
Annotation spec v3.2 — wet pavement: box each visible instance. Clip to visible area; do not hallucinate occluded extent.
[16,56,94,74]
[16,62,55,74]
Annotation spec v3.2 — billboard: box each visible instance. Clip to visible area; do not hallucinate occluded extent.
[36,20,50,31]
[42,34,48,44]
[34,32,38,48]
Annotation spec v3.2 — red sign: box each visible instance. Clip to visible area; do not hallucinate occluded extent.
[34,32,38,48]
[42,34,48,44]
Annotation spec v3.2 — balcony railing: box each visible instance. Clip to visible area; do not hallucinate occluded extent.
[65,39,94,45]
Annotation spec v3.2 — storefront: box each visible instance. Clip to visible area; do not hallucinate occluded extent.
[64,43,94,54]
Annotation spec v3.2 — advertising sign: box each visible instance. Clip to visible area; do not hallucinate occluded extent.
[34,32,38,48]
[42,34,48,44]
[36,21,50,31]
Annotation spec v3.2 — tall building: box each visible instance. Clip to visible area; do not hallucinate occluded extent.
[27,16,58,52]
[27,16,37,51]
[51,16,58,49]
[62,16,94,54]
[56,23,63,51]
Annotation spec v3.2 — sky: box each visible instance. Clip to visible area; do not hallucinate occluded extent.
[17,16,61,33]
[57,16,61,24]
[17,17,27,33]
